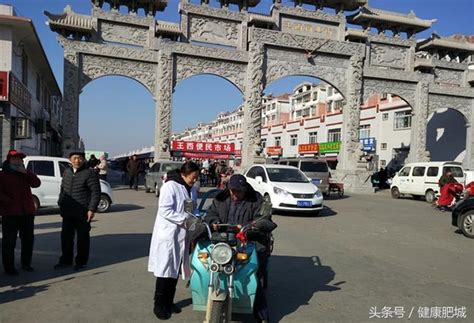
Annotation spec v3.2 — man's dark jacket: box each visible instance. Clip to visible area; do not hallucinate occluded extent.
[127,159,141,176]
[58,164,101,215]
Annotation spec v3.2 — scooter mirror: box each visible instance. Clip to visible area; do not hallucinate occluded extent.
[184,199,195,214]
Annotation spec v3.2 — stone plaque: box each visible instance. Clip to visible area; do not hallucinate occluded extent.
[370,44,408,70]
[189,15,240,47]
[280,16,339,40]
[99,21,148,47]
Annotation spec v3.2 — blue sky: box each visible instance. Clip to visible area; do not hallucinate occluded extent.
[4,0,473,156]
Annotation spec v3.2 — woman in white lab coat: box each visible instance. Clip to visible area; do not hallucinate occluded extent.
[148,161,200,320]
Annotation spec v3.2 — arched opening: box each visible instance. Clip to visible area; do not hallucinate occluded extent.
[172,74,243,175]
[263,75,345,170]
[361,92,414,176]
[427,108,467,162]
[79,75,155,178]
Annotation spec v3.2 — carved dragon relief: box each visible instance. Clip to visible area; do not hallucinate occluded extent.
[80,55,157,95]
[189,16,240,47]
[370,44,408,69]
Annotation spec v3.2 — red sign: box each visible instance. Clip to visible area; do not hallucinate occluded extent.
[266,146,283,156]
[9,73,31,114]
[234,150,242,157]
[171,141,235,154]
[298,143,319,154]
[0,71,8,101]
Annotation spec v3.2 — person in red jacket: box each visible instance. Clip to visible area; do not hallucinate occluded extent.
[0,150,41,275]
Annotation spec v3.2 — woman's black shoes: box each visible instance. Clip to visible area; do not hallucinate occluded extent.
[170,304,181,314]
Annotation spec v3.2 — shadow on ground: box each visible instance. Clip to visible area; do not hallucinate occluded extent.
[275,205,338,218]
[0,232,151,303]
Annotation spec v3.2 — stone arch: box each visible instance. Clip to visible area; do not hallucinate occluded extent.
[80,54,157,96]
[173,72,244,97]
[362,79,416,108]
[428,94,472,123]
[173,55,246,94]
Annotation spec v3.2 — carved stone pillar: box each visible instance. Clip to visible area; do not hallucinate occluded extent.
[61,45,81,157]
[338,55,364,172]
[155,49,173,160]
[407,82,430,163]
[465,121,473,169]
[241,41,265,170]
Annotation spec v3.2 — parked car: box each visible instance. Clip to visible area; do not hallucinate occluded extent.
[23,156,113,213]
[390,162,464,203]
[144,160,182,197]
[451,196,474,239]
[275,158,330,195]
[245,164,323,214]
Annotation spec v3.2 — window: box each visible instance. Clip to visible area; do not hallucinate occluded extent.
[290,134,298,146]
[21,51,28,86]
[412,167,426,177]
[309,132,318,144]
[394,110,412,130]
[327,87,333,96]
[443,166,463,178]
[358,125,371,139]
[246,167,258,179]
[59,161,71,177]
[266,167,308,183]
[312,92,318,101]
[381,143,387,150]
[326,101,332,113]
[151,163,161,172]
[328,129,341,142]
[427,167,439,177]
[301,161,328,172]
[27,160,54,177]
[261,138,266,149]
[274,137,281,146]
[254,167,267,182]
[36,74,41,101]
[288,161,299,167]
[334,100,343,110]
[271,115,276,120]
[382,113,389,121]
[399,167,411,177]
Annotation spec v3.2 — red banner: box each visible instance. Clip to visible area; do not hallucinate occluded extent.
[298,143,319,154]
[0,71,8,101]
[171,140,235,154]
[182,152,231,160]
[266,146,283,156]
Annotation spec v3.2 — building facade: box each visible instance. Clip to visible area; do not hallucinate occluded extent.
[0,4,63,160]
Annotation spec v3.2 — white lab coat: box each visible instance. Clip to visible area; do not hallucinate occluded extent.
[148,180,191,279]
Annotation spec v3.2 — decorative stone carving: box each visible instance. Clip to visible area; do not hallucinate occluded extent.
[92,7,154,27]
[363,79,416,108]
[277,5,345,24]
[370,44,408,69]
[409,82,430,162]
[434,68,463,86]
[62,49,80,152]
[180,1,246,21]
[58,36,155,62]
[432,58,468,70]
[80,55,156,94]
[175,55,246,93]
[368,34,415,47]
[156,50,173,157]
[243,42,265,166]
[189,15,240,47]
[99,21,148,46]
[161,40,248,62]
[251,28,364,57]
[428,94,472,121]
[363,66,421,83]
[429,84,474,98]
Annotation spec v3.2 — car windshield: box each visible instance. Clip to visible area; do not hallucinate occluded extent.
[300,161,328,172]
[266,167,309,183]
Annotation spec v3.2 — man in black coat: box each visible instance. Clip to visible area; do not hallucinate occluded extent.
[55,152,101,270]
[204,174,275,323]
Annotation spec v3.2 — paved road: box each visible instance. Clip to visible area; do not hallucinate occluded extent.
[0,187,472,323]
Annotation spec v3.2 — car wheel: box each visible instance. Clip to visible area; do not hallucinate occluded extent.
[97,194,111,213]
[459,211,474,239]
[155,183,160,198]
[391,187,400,199]
[33,195,40,213]
[425,190,435,204]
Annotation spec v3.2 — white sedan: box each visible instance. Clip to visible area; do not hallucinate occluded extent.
[245,164,323,214]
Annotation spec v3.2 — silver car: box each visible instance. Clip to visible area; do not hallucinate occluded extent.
[144,160,183,197]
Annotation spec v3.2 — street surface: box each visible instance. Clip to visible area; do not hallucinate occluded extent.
[0,187,472,323]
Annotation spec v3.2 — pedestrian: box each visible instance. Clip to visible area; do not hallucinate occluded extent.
[378,167,388,189]
[127,154,141,190]
[0,150,41,275]
[54,152,101,271]
[87,154,100,169]
[439,169,458,188]
[96,155,108,181]
[148,161,200,320]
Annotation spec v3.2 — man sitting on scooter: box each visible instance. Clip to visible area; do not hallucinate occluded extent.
[204,174,276,323]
